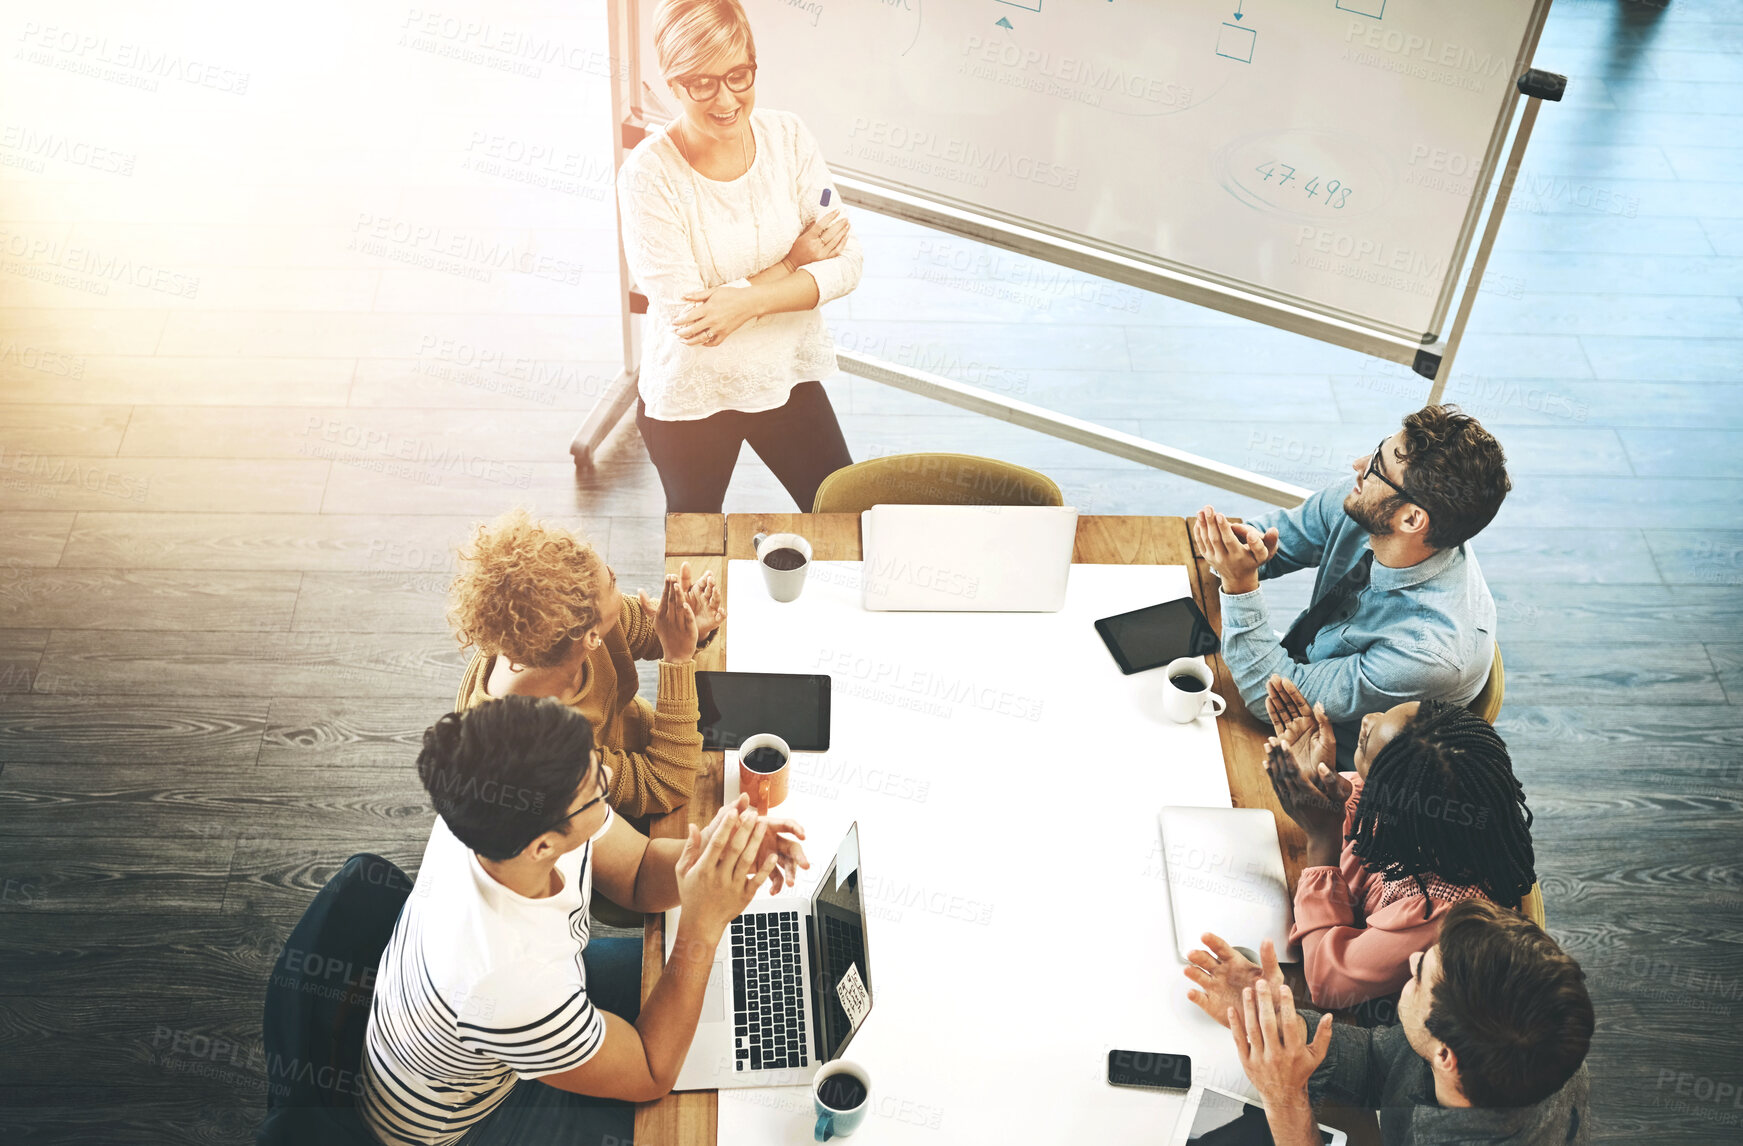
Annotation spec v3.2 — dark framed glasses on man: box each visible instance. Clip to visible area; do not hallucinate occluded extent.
[1364,437,1415,505]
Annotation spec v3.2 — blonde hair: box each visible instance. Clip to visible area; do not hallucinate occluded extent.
[448,508,613,669]
[653,0,756,82]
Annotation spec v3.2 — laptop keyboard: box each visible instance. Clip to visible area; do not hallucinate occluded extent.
[730,911,808,1071]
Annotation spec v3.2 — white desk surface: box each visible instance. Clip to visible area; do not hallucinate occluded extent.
[707,559,1257,1144]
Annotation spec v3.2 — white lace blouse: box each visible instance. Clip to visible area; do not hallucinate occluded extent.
[616,108,863,421]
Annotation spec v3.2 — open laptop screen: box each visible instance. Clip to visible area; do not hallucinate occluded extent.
[810,825,870,1061]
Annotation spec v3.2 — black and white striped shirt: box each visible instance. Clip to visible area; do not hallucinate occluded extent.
[359,814,610,1146]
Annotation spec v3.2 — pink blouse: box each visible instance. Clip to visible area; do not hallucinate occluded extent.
[1289,773,1486,1010]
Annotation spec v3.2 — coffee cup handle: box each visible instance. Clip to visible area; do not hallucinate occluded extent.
[752,532,767,556]
[1204,692,1227,718]
[815,1112,835,1142]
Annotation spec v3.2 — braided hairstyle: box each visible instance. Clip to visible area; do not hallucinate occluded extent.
[1348,700,1536,918]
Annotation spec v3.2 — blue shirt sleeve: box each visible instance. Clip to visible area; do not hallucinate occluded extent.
[1217,584,1464,724]
[1248,478,1349,581]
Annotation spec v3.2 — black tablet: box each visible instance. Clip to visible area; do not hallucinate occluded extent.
[695,672,831,751]
[1094,597,1220,675]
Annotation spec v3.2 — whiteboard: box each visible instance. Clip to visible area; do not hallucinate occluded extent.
[634,0,1548,341]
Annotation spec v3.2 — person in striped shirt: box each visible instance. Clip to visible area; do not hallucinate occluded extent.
[360,695,808,1146]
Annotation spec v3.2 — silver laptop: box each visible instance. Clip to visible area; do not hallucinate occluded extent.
[666,825,872,1090]
[860,504,1078,611]
[1158,807,1299,963]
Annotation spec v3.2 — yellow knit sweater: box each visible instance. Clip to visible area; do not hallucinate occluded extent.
[454,594,704,818]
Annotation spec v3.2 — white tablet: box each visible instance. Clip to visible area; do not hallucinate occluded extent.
[1169,1084,1348,1146]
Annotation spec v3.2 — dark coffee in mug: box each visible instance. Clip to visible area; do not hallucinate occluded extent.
[818,1074,867,1111]
[1169,674,1207,693]
[744,746,787,773]
[762,547,807,571]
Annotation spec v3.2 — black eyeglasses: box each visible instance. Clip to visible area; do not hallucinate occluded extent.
[531,760,613,838]
[675,63,756,102]
[1363,437,1415,505]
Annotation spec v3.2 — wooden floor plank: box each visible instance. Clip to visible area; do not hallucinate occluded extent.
[0,697,267,766]
[0,629,49,694]
[0,512,74,568]
[54,512,609,573]
[33,632,468,699]
[0,406,131,456]
[257,697,455,770]
[1619,429,1743,478]
[0,995,266,1087]
[119,405,582,462]
[0,836,237,915]
[1497,641,1727,705]
[1642,530,1743,586]
[221,838,428,916]
[0,356,355,407]
[0,570,301,631]
[0,763,436,839]
[345,356,624,411]
[0,1086,268,1146]
[0,458,327,514]
[0,913,289,997]
[290,572,455,633]
[1704,643,1743,705]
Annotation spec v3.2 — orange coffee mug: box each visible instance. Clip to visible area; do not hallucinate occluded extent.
[738,733,791,816]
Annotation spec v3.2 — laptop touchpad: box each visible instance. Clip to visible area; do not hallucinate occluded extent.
[701,961,726,1023]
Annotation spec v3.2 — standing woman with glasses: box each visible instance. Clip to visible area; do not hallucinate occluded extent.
[616,0,861,513]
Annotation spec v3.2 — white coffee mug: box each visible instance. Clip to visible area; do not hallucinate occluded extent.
[752,531,812,603]
[1161,657,1227,723]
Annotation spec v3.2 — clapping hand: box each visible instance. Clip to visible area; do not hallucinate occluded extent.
[1264,739,1351,869]
[1232,979,1333,1123]
[1264,675,1337,783]
[674,796,780,936]
[637,574,699,664]
[1184,934,1288,1028]
[751,813,809,896]
[1192,507,1279,596]
[677,562,725,643]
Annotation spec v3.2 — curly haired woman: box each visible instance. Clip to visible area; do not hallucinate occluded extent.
[1262,674,1537,1011]
[447,509,724,820]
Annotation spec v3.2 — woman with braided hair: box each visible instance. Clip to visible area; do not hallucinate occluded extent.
[1261,674,1537,1010]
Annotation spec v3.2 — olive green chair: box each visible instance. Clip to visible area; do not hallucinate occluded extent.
[1520,881,1546,928]
[1467,642,1505,725]
[1465,642,1536,926]
[812,452,1064,513]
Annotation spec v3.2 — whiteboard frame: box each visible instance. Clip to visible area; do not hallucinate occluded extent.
[572,0,1554,510]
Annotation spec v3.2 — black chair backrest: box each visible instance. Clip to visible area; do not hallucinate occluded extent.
[257,853,412,1146]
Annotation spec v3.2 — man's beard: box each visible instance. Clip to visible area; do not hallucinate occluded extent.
[1343,491,1400,537]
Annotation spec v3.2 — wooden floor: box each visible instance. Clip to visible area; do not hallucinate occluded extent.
[2,1,1741,1142]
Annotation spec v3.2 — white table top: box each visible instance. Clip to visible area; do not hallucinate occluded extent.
[710,559,1258,1143]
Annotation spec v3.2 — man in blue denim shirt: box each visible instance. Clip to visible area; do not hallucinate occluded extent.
[1192,406,1510,767]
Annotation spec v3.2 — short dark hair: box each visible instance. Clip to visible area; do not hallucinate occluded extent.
[1427,899,1593,1107]
[1393,404,1510,549]
[416,696,596,861]
[1349,701,1537,915]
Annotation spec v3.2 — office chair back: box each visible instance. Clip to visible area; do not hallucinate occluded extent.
[257,853,412,1146]
[1467,642,1505,725]
[812,452,1063,513]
